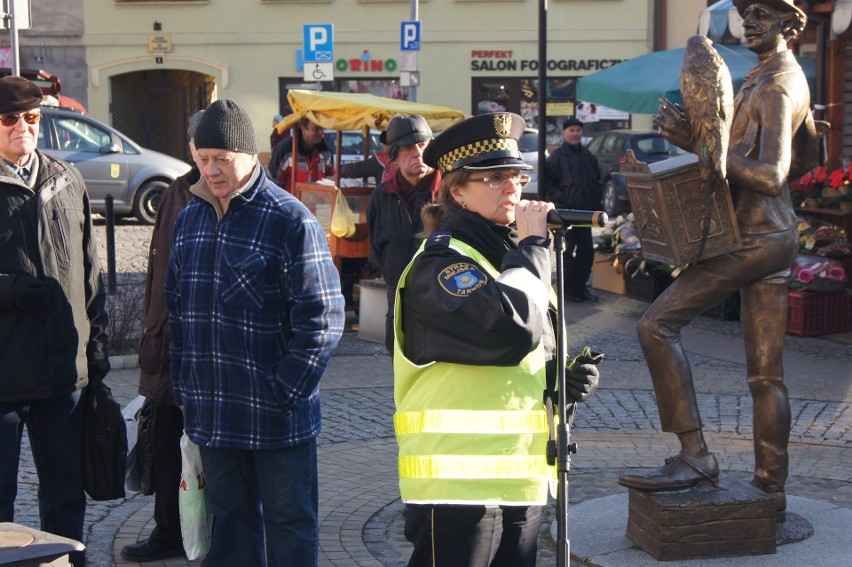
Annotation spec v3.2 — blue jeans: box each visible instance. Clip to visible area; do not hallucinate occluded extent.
[200,439,319,567]
[0,389,86,567]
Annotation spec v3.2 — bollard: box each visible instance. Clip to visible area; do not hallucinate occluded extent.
[104,194,116,294]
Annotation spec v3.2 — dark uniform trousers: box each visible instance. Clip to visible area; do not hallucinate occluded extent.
[404,504,541,567]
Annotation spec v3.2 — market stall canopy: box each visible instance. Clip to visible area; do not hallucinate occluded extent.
[275,90,467,134]
[575,43,816,115]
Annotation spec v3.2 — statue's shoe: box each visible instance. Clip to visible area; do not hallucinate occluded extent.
[618,451,719,491]
[752,481,786,523]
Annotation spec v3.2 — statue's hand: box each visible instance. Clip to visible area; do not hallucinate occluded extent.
[653,98,695,152]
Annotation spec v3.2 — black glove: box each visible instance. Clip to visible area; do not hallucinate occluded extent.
[12,275,49,311]
[566,347,604,403]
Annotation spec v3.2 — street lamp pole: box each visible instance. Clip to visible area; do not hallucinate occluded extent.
[537,0,547,200]
[409,0,419,102]
[8,0,21,76]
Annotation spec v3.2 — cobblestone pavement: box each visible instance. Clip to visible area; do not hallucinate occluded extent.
[7,221,851,566]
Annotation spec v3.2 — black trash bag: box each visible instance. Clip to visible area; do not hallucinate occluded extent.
[83,380,128,501]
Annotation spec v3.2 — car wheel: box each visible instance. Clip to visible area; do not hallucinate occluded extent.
[133,180,168,225]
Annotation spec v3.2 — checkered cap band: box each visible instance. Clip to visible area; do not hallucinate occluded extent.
[436,138,520,173]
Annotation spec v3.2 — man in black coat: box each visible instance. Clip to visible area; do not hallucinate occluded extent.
[543,117,602,302]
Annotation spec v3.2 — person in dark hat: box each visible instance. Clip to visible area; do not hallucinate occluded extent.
[543,116,602,303]
[164,99,345,566]
[0,75,110,567]
[618,0,814,523]
[392,112,601,567]
[366,114,441,352]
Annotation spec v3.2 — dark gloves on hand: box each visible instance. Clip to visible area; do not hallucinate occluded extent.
[12,275,49,311]
[566,347,604,403]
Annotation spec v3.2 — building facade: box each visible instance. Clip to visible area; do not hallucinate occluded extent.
[82,0,670,159]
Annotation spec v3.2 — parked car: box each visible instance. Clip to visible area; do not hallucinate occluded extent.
[519,127,548,199]
[37,107,191,224]
[323,129,382,166]
[587,129,689,216]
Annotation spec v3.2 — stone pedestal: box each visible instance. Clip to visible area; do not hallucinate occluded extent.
[0,522,84,566]
[626,477,777,561]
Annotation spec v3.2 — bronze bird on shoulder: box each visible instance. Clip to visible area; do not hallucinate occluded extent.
[680,35,734,185]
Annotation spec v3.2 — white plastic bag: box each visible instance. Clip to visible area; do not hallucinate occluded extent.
[121,395,147,494]
[178,433,212,560]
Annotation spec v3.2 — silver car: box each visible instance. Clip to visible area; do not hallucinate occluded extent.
[37,107,191,224]
[519,127,547,200]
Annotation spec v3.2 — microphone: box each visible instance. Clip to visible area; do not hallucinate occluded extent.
[547,209,608,228]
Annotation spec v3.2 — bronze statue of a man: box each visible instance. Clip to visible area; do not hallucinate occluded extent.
[618,0,817,523]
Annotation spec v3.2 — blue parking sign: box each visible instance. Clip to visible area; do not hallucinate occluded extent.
[303,24,334,62]
[400,21,420,52]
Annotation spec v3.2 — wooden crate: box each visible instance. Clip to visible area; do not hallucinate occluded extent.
[626,477,776,561]
[620,151,741,266]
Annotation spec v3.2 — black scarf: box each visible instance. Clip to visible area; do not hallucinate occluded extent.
[439,207,519,270]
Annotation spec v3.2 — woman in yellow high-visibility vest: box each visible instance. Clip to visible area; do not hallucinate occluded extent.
[393,112,600,567]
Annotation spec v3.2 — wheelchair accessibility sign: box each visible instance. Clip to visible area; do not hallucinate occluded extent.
[304,62,334,82]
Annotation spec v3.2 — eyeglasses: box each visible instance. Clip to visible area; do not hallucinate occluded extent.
[468,173,531,189]
[0,112,41,127]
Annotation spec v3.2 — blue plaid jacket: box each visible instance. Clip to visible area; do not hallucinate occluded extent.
[165,168,345,450]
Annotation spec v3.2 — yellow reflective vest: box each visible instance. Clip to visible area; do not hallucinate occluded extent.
[393,237,553,506]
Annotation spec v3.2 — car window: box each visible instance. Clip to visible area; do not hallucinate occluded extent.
[633,135,687,156]
[324,131,380,156]
[602,135,621,153]
[587,135,604,154]
[54,116,113,153]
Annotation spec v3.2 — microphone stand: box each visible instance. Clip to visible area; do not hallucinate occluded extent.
[552,227,577,567]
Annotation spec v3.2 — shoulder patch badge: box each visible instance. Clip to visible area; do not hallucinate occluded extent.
[438,262,488,297]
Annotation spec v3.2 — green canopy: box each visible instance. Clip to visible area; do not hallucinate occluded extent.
[576,44,816,115]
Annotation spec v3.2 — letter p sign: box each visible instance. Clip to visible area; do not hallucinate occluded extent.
[401,21,421,52]
[303,24,334,62]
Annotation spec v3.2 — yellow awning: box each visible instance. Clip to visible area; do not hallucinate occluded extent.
[275,90,467,134]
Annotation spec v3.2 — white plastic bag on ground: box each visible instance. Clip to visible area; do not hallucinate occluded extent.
[178,433,212,560]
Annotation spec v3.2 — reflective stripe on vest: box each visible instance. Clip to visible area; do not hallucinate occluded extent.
[393,237,553,506]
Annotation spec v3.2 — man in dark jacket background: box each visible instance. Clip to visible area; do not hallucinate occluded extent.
[366,114,440,352]
[120,111,204,563]
[0,75,110,567]
[543,117,602,303]
[267,117,334,192]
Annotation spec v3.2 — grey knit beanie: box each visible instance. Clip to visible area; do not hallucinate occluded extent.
[193,99,259,154]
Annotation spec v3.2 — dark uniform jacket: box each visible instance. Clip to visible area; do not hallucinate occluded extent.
[400,207,555,367]
[138,166,199,406]
[0,151,110,401]
[543,142,602,210]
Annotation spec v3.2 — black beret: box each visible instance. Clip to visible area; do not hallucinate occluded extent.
[563,117,583,129]
[423,112,532,174]
[0,76,43,115]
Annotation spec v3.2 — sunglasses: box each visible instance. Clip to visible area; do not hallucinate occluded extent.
[468,173,532,189]
[0,112,41,127]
